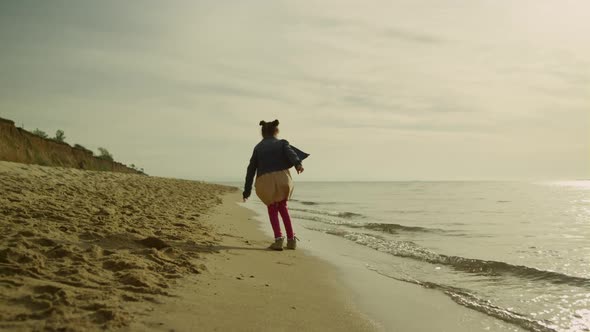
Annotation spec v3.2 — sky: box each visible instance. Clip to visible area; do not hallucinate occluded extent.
[1,0,588,181]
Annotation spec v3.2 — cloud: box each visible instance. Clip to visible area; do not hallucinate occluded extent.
[381,28,443,44]
[299,15,444,44]
[0,0,588,180]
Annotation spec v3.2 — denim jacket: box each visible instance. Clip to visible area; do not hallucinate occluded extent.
[243,137,306,199]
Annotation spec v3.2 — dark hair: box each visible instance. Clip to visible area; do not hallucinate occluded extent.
[259,119,279,137]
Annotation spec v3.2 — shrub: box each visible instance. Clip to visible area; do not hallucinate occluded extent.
[54,129,66,142]
[128,163,145,173]
[32,129,48,138]
[97,147,114,161]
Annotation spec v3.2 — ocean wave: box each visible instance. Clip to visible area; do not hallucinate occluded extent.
[329,231,590,288]
[290,214,352,225]
[386,209,429,214]
[289,207,364,219]
[367,266,557,332]
[352,222,441,233]
[293,213,451,235]
[291,199,325,206]
[299,201,320,205]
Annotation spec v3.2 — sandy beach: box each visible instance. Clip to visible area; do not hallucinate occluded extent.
[124,194,375,332]
[0,161,373,331]
[2,1,587,330]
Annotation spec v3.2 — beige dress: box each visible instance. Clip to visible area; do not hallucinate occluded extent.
[255,169,294,206]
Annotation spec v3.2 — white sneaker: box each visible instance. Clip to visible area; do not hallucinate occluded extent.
[269,237,284,251]
[286,236,299,250]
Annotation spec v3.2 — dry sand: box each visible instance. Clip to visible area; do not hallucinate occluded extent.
[0,161,231,330]
[0,161,374,331]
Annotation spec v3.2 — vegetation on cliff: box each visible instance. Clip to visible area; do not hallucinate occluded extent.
[0,116,145,175]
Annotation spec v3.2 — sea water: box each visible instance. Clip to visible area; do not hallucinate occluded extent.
[237,181,590,332]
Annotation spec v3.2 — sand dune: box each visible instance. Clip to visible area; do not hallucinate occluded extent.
[0,161,234,331]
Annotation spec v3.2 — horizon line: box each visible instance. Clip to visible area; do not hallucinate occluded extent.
[200,179,590,183]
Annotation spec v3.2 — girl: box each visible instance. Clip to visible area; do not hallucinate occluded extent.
[242,119,307,251]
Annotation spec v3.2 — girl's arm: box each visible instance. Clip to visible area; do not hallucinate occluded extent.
[282,140,303,172]
[243,149,257,200]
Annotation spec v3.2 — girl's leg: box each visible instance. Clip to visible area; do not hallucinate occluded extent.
[277,200,294,239]
[267,203,282,238]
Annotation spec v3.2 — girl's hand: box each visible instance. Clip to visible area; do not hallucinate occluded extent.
[296,165,304,174]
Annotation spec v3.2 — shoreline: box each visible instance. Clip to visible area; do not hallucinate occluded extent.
[0,162,528,331]
[125,192,376,331]
[241,196,527,332]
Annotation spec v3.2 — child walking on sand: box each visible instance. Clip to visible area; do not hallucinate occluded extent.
[242,119,308,251]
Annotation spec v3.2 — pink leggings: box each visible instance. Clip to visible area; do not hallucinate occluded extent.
[267,199,294,239]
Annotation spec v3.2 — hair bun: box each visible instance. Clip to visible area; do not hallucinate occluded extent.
[259,120,266,126]
[272,119,279,126]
